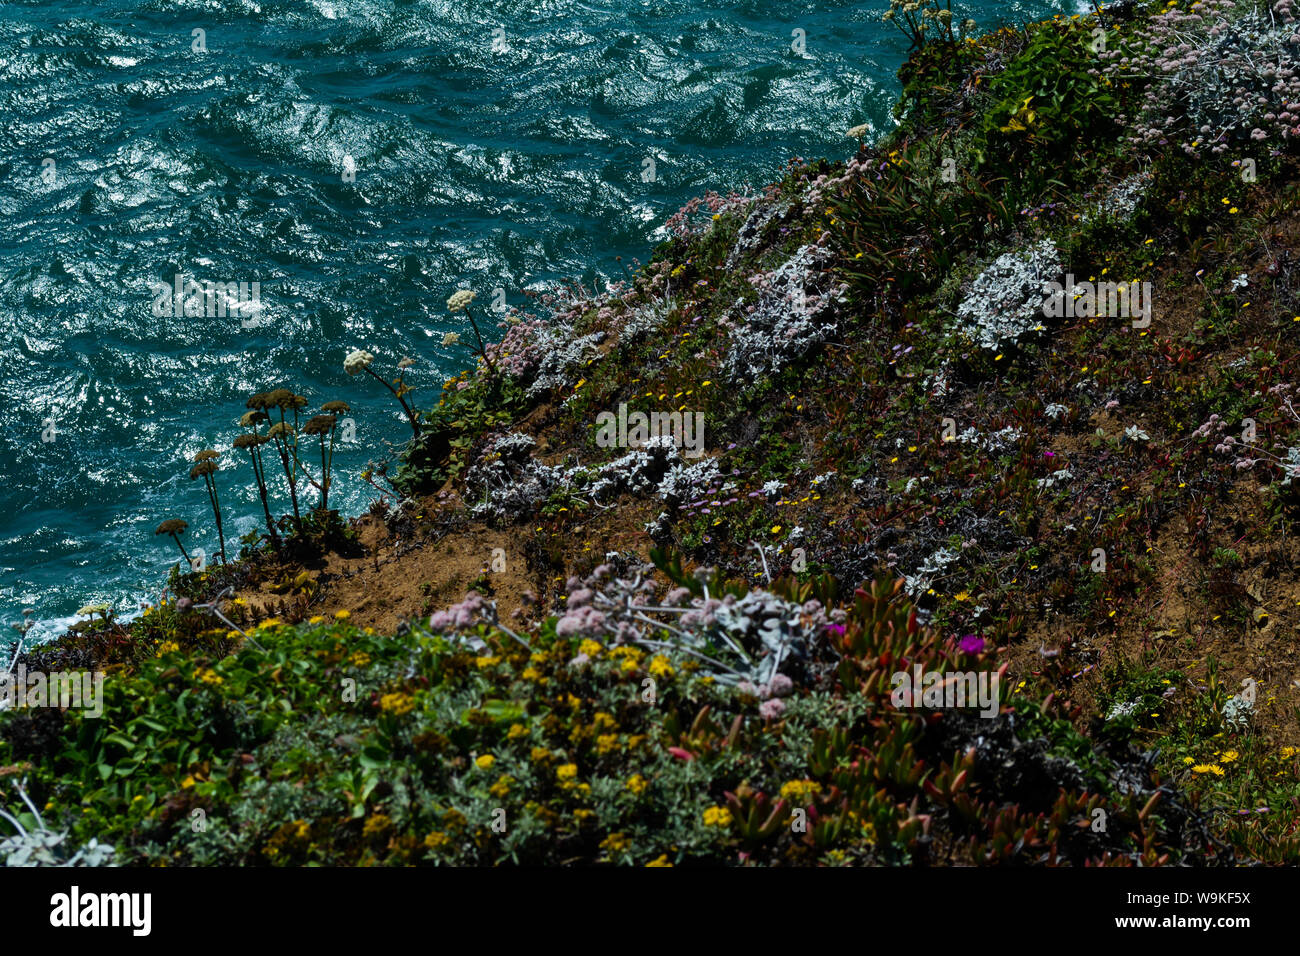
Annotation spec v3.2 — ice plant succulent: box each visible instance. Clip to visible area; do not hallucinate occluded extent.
[189,451,226,564]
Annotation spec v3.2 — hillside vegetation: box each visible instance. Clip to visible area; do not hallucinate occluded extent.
[5,0,1300,865]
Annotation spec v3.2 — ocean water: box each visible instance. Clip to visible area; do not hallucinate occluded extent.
[0,0,1078,640]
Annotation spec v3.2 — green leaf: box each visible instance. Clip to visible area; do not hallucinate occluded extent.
[359,745,389,770]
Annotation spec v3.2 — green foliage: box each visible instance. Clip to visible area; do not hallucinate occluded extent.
[390,374,529,497]
[1,578,1225,866]
[973,20,1127,200]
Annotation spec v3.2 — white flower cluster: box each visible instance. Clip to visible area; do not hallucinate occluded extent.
[526,329,607,397]
[541,563,835,691]
[466,431,723,523]
[1036,467,1074,490]
[1105,699,1141,722]
[446,289,476,313]
[1082,172,1151,223]
[464,434,567,520]
[725,199,793,270]
[902,546,960,596]
[724,243,846,381]
[344,348,375,375]
[657,457,725,508]
[612,295,676,349]
[952,425,1024,453]
[953,240,1061,352]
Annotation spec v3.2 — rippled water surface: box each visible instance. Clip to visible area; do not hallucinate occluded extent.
[0,0,1076,637]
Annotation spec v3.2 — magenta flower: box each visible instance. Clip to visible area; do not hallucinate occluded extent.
[958,634,986,655]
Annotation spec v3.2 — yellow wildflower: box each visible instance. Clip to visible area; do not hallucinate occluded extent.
[779,779,822,803]
[702,806,733,827]
[600,832,630,853]
[648,655,674,679]
[379,692,415,715]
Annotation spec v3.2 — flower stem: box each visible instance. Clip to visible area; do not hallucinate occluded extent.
[363,366,421,437]
[204,474,227,564]
[170,533,193,568]
[463,306,498,378]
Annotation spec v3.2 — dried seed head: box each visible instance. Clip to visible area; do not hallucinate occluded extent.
[321,400,351,414]
[190,460,217,480]
[397,356,415,369]
[240,410,269,427]
[246,392,273,410]
[267,422,294,440]
[194,449,220,462]
[232,433,266,450]
[303,414,337,436]
[268,388,295,408]
[155,518,189,535]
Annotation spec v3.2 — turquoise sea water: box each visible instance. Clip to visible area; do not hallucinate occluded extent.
[0,0,1081,640]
